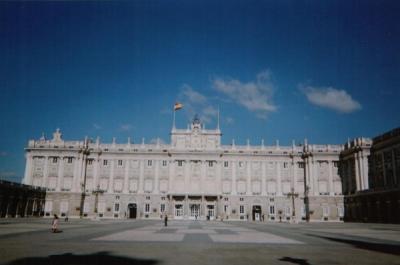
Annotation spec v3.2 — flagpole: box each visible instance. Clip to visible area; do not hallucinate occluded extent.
[173,109,176,129]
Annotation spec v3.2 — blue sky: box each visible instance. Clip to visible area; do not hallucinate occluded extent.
[1,0,399,182]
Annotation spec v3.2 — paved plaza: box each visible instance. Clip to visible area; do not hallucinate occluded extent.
[0,219,399,265]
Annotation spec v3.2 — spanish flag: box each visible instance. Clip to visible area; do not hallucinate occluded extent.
[174,102,183,111]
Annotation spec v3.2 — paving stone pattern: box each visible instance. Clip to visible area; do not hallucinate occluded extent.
[93,220,303,244]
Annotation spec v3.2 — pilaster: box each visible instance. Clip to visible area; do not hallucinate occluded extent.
[216,161,222,194]
[154,160,160,194]
[246,161,251,195]
[108,159,115,193]
[23,153,33,185]
[328,160,334,195]
[42,156,49,189]
[231,160,237,195]
[56,156,64,192]
[261,161,267,196]
[276,161,282,196]
[93,158,100,190]
[123,160,130,194]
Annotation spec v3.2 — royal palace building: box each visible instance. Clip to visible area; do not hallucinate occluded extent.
[22,117,345,222]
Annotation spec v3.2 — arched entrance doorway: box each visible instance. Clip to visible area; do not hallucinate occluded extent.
[128,203,137,219]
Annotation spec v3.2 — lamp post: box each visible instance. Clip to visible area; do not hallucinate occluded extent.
[302,152,311,222]
[79,138,90,218]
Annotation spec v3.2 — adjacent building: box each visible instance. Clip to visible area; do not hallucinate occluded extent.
[341,127,400,223]
[22,117,344,221]
[0,180,46,218]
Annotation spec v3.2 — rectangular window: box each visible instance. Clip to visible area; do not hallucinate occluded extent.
[147,160,152,167]
[114,203,120,212]
[239,197,244,201]
[239,161,243,168]
[224,205,228,213]
[145,203,150,213]
[333,161,339,168]
[52,157,58,163]
[160,204,165,213]
[178,160,183,167]
[269,205,275,215]
[298,162,304,168]
[161,196,166,201]
[103,160,108,166]
[224,161,229,167]
[162,160,167,167]
[283,162,288,168]
[146,196,151,200]
[118,160,123,166]
[208,161,213,167]
[88,159,93,165]
[67,157,73,164]
[239,205,245,214]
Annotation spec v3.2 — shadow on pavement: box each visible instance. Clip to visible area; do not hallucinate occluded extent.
[309,234,400,256]
[279,256,311,265]
[6,251,158,265]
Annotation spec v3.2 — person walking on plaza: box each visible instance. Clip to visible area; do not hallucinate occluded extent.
[164,214,168,227]
[52,214,59,233]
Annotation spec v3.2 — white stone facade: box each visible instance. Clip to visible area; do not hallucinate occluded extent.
[23,118,344,221]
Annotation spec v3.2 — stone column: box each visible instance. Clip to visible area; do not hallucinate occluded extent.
[42,156,49,189]
[56,156,64,192]
[23,153,33,185]
[362,153,370,189]
[276,161,282,196]
[184,194,189,219]
[231,161,237,195]
[261,161,267,196]
[246,161,251,195]
[108,159,115,193]
[123,160,130,194]
[328,160,334,195]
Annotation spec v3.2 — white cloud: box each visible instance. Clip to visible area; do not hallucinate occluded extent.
[226,117,235,125]
[120,124,133,131]
[300,86,361,113]
[178,85,218,125]
[93,123,101,130]
[181,84,207,104]
[212,70,277,119]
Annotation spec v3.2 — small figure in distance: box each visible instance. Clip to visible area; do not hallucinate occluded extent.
[52,214,59,233]
[64,215,69,222]
[164,214,168,227]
